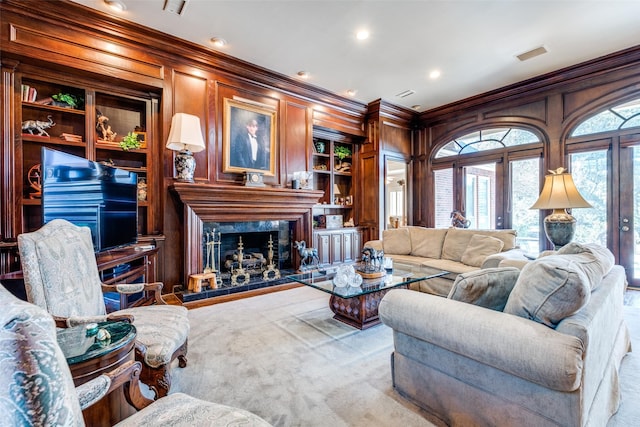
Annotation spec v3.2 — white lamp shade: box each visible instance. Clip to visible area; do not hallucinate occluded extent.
[166,113,206,153]
[530,168,592,210]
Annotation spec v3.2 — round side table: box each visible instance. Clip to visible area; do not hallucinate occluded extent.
[57,321,137,426]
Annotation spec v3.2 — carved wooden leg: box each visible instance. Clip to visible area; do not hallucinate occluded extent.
[139,363,171,399]
[177,340,188,368]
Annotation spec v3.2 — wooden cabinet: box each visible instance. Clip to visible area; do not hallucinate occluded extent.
[15,74,157,239]
[313,228,362,266]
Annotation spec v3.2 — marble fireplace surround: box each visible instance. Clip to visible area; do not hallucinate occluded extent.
[171,183,324,287]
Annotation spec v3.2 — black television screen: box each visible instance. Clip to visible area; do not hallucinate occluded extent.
[41,147,138,252]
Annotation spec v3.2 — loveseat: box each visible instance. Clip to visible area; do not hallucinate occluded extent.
[379,243,631,426]
[364,226,524,296]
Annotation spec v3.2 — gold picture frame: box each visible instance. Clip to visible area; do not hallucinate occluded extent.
[223,98,276,176]
[132,131,147,149]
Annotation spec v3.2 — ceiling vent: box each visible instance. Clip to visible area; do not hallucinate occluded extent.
[163,0,188,15]
[395,89,415,98]
[517,46,548,62]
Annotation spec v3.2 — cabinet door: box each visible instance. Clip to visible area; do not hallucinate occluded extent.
[330,233,343,264]
[353,229,363,261]
[343,231,354,262]
[315,232,331,265]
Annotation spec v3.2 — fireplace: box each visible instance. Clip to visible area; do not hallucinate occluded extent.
[170,183,323,301]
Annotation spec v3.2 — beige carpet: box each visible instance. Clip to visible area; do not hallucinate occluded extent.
[171,287,640,427]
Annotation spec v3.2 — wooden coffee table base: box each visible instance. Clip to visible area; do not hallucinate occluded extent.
[329,284,407,329]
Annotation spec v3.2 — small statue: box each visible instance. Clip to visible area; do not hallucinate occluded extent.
[451,210,471,228]
[96,110,117,141]
[360,246,385,273]
[22,115,55,137]
[294,240,319,270]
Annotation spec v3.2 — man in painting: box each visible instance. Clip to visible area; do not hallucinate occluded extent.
[231,117,269,170]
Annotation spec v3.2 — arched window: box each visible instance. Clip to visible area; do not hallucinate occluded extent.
[435,128,540,158]
[571,97,640,137]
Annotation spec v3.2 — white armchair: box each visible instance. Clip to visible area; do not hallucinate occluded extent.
[0,283,272,426]
[17,219,188,399]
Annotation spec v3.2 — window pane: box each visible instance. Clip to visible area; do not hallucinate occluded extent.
[570,150,607,245]
[464,164,495,229]
[571,111,622,136]
[511,158,540,254]
[436,127,540,158]
[503,128,540,147]
[434,168,453,228]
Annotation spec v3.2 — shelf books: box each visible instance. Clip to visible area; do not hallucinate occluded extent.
[20,84,38,103]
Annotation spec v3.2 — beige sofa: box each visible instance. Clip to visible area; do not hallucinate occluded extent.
[379,243,630,426]
[364,226,523,296]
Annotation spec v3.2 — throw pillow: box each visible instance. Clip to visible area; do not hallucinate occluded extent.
[504,254,592,328]
[382,228,411,255]
[460,234,505,267]
[447,267,521,311]
[409,227,448,258]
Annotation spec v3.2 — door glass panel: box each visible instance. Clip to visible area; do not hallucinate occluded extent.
[569,150,608,246]
[510,158,540,254]
[633,147,640,279]
[464,163,496,229]
[385,159,407,229]
[434,168,453,228]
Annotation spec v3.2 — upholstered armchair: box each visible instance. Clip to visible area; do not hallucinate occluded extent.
[17,219,189,399]
[0,284,272,426]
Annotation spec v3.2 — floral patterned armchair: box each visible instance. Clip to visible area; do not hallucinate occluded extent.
[17,219,188,399]
[0,284,272,426]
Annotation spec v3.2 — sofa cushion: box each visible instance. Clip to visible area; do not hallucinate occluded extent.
[441,228,517,262]
[460,234,505,267]
[448,267,520,311]
[556,242,615,290]
[409,227,448,259]
[504,254,593,328]
[382,228,411,255]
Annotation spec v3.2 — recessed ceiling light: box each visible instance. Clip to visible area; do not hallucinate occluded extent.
[356,30,369,40]
[210,37,227,47]
[104,0,126,12]
[411,105,421,110]
[297,71,310,79]
[346,89,357,97]
[429,70,441,79]
[517,46,548,61]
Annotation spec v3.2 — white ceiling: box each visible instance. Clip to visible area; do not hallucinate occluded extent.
[71,0,640,112]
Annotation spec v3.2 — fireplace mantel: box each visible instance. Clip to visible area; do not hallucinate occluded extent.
[170,183,323,285]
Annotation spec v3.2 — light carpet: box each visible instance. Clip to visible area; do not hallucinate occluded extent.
[171,287,640,427]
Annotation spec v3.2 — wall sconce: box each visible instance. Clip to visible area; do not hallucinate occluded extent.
[166,113,206,182]
[530,167,592,249]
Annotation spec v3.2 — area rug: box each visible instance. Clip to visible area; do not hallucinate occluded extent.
[171,287,640,427]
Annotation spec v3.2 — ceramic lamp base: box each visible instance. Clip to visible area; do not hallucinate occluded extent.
[174,149,195,182]
[544,210,577,250]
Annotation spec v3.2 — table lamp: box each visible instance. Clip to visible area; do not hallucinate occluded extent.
[166,113,206,182]
[530,167,592,249]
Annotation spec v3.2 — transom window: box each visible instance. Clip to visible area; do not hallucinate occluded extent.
[571,97,640,137]
[435,128,540,158]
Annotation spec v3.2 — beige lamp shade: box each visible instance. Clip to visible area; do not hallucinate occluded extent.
[530,167,592,210]
[166,113,206,153]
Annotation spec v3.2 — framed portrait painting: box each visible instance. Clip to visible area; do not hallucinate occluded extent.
[223,98,277,176]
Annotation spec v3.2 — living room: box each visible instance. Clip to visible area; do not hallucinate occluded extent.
[2,1,640,426]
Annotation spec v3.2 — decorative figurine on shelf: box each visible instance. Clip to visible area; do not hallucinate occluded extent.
[27,163,42,199]
[96,110,117,141]
[451,210,471,228]
[294,240,319,271]
[137,178,147,201]
[22,115,55,137]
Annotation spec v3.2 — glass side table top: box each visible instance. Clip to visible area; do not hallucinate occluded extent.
[56,321,136,365]
[288,269,448,298]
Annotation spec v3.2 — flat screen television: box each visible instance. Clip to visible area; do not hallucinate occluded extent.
[41,147,138,252]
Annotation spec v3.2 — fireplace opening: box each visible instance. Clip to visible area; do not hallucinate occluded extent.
[182,220,296,302]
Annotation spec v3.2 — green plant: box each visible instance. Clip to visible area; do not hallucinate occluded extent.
[334,145,352,160]
[119,132,141,151]
[52,93,82,109]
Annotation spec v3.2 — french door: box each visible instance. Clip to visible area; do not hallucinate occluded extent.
[569,140,640,288]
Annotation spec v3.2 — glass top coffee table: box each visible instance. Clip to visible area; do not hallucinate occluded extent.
[288,269,448,329]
